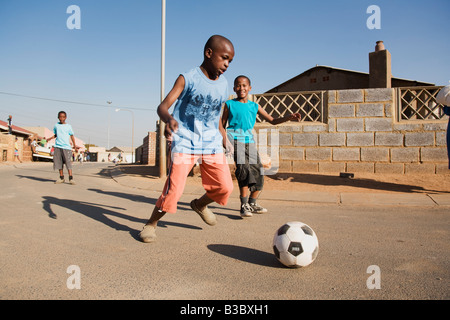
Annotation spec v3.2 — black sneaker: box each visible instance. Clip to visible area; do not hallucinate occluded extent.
[240,203,253,218]
[249,202,268,214]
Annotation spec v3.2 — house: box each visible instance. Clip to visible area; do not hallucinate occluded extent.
[0,120,36,162]
[266,41,434,93]
[106,146,134,163]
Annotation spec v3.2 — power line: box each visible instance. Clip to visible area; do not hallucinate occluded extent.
[0,91,156,111]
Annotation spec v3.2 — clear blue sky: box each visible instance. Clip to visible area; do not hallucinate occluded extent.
[1,0,449,148]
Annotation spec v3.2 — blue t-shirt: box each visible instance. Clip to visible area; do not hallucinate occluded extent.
[171,67,228,154]
[53,123,74,150]
[225,99,258,143]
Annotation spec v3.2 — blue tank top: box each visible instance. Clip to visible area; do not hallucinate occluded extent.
[171,67,228,154]
[225,99,258,143]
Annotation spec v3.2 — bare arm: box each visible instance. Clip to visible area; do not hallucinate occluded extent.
[158,75,185,138]
[70,135,79,150]
[220,104,229,148]
[257,105,301,125]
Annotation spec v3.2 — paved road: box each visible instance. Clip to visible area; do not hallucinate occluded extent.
[0,162,449,301]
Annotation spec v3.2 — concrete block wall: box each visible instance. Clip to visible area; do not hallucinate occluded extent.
[255,88,449,174]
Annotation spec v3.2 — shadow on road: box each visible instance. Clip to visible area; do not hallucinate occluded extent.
[16,175,55,183]
[88,188,157,204]
[41,196,202,240]
[207,244,283,268]
[267,172,448,194]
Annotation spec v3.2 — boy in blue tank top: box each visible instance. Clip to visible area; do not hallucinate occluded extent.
[222,76,301,218]
[139,35,235,243]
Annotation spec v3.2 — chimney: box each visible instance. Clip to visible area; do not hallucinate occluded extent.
[369,41,391,88]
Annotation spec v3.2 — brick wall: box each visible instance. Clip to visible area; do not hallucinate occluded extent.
[141,131,157,165]
[255,88,449,174]
[0,134,25,162]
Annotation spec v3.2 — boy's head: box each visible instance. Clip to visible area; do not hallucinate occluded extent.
[202,35,234,80]
[58,111,67,123]
[233,75,252,99]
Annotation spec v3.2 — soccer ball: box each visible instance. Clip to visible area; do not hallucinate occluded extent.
[273,221,319,268]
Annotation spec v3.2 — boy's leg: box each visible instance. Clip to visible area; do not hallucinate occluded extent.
[248,190,268,213]
[53,148,65,183]
[139,153,196,242]
[145,207,167,227]
[239,186,252,218]
[194,193,214,210]
[64,150,74,184]
[58,169,65,181]
[199,153,233,205]
[155,153,196,213]
[139,207,166,243]
[189,153,233,225]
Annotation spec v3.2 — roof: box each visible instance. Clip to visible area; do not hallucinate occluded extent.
[0,120,35,136]
[266,65,435,92]
[107,146,134,153]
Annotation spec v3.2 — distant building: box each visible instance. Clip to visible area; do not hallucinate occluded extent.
[135,132,157,165]
[0,120,35,162]
[106,146,135,163]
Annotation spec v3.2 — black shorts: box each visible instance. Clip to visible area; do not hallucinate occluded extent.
[233,140,264,191]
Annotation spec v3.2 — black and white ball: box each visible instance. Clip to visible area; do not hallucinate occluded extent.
[273,221,319,268]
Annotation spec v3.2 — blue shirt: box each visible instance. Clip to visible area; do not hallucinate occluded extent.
[171,67,228,154]
[225,99,259,143]
[53,123,74,150]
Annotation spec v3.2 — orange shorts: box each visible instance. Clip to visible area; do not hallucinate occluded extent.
[156,153,233,213]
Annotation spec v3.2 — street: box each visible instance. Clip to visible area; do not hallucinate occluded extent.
[0,162,449,301]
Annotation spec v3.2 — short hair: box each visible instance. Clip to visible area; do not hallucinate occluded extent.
[204,35,233,55]
[58,111,67,117]
[234,75,251,86]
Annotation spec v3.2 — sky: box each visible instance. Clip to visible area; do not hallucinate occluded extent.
[1,0,449,149]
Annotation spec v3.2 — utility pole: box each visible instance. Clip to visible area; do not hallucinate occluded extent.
[159,0,166,178]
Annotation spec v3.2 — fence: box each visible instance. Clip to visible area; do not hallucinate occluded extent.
[253,87,449,174]
[397,86,445,121]
[251,91,325,123]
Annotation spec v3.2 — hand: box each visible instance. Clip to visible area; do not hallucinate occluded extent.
[289,113,301,122]
[164,119,179,140]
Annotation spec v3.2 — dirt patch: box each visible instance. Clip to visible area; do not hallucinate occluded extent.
[117,164,450,194]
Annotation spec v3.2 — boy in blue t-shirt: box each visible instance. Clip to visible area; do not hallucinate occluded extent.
[222,75,301,218]
[48,111,79,184]
[139,35,235,243]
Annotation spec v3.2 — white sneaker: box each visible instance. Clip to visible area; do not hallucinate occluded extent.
[249,202,268,214]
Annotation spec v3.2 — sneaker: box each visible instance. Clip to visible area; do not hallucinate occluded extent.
[69,179,75,185]
[240,203,253,218]
[190,199,217,226]
[55,178,65,184]
[139,225,157,243]
[249,202,268,214]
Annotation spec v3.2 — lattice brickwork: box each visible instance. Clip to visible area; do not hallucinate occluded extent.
[397,86,445,121]
[251,91,325,123]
